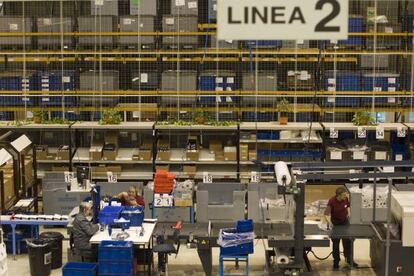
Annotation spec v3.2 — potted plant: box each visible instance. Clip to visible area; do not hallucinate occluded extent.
[194,111,206,125]
[277,98,291,125]
[32,111,47,124]
[352,111,377,126]
[99,109,122,125]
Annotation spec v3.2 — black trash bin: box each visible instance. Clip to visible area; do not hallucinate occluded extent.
[26,238,52,276]
[39,231,64,269]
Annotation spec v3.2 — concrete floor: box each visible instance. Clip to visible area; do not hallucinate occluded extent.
[6,228,375,276]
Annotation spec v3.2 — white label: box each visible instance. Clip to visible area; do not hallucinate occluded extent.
[328,87,336,92]
[300,71,309,80]
[375,151,387,160]
[297,39,304,44]
[330,39,338,44]
[327,96,336,103]
[62,76,71,83]
[396,154,403,161]
[166,18,175,25]
[215,87,224,91]
[175,0,185,6]
[397,127,407,138]
[330,151,342,160]
[374,87,382,92]
[140,73,148,83]
[328,78,336,85]
[43,18,52,25]
[123,18,132,25]
[9,24,18,31]
[213,4,217,11]
[287,71,295,76]
[385,27,393,33]
[64,171,74,183]
[387,97,396,103]
[132,111,140,118]
[95,0,104,6]
[217,0,349,40]
[250,171,260,183]
[216,77,223,84]
[376,127,385,139]
[329,128,338,139]
[154,194,163,207]
[353,151,365,160]
[162,194,174,207]
[203,172,213,183]
[227,77,234,84]
[107,172,117,183]
[388,87,396,92]
[357,127,367,138]
[131,133,137,141]
[188,1,197,9]
[42,97,50,102]
[388,78,396,84]
[44,252,52,265]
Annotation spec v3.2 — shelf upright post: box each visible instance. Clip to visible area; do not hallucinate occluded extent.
[32,145,38,213]
[0,170,4,212]
[236,124,240,181]
[69,122,75,172]
[152,124,157,177]
[321,124,326,161]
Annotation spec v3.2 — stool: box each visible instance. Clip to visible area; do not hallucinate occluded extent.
[219,254,249,276]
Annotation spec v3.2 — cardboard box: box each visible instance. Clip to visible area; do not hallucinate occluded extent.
[156,164,170,171]
[249,150,257,161]
[209,140,223,152]
[157,151,171,161]
[52,166,69,172]
[107,165,122,173]
[183,165,196,176]
[89,146,103,160]
[35,145,48,160]
[102,149,118,161]
[186,150,199,161]
[224,146,237,161]
[139,150,152,161]
[174,198,193,207]
[57,146,70,160]
[215,150,225,161]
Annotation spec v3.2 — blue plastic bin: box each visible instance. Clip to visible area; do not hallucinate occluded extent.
[98,240,133,261]
[218,228,254,256]
[120,206,144,226]
[98,261,134,275]
[98,206,124,225]
[246,40,282,48]
[236,220,253,233]
[62,262,98,276]
[338,17,365,46]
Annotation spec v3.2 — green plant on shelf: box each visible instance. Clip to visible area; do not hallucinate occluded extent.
[204,120,238,126]
[32,111,48,124]
[277,98,292,114]
[8,120,31,127]
[99,109,122,125]
[43,117,72,125]
[352,111,377,126]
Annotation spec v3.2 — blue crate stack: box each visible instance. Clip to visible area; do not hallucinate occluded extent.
[120,206,144,227]
[245,40,282,48]
[362,73,400,105]
[39,70,76,106]
[62,262,98,276]
[0,71,38,106]
[98,240,134,276]
[219,220,254,256]
[324,70,362,107]
[338,16,365,46]
[199,71,237,104]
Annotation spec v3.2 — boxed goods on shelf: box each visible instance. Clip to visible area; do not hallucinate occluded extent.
[102,144,117,161]
[282,40,310,49]
[171,0,199,16]
[89,146,103,160]
[0,71,38,106]
[366,23,401,49]
[37,18,73,49]
[91,0,118,16]
[367,141,391,161]
[79,70,120,106]
[363,73,400,92]
[157,139,171,161]
[161,70,197,105]
[162,15,198,49]
[287,71,313,90]
[392,143,408,161]
[248,150,257,161]
[183,165,196,176]
[199,71,237,104]
[337,16,365,47]
[224,146,237,161]
[240,144,248,161]
[35,145,48,160]
[39,71,76,106]
[210,36,238,49]
[186,135,199,161]
[325,141,348,161]
[0,17,32,49]
[360,55,389,68]
[130,0,156,15]
[56,145,70,160]
[131,70,158,91]
[119,16,155,49]
[324,71,361,107]
[209,140,223,152]
[78,16,116,48]
[245,40,282,48]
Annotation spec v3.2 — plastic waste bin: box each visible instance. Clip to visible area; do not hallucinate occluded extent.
[39,232,64,269]
[26,239,52,276]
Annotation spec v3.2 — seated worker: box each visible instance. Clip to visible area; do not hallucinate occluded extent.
[72,202,99,262]
[324,187,358,270]
[117,185,145,207]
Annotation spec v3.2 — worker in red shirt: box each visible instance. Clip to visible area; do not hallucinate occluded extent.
[324,187,358,270]
[117,186,145,207]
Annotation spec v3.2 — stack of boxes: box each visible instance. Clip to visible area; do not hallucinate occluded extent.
[102,131,118,161]
[199,70,237,104]
[157,139,170,161]
[154,170,175,194]
[98,240,134,276]
[37,17,73,49]
[0,17,32,49]
[186,136,199,161]
[39,70,76,107]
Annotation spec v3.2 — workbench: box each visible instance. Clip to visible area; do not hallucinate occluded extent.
[0,215,68,258]
[154,221,375,276]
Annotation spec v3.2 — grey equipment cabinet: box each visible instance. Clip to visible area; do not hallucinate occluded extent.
[37,18,73,49]
[119,16,155,49]
[196,182,245,222]
[161,70,197,105]
[210,36,238,49]
[162,15,198,49]
[242,71,278,106]
[0,17,32,49]
[170,0,199,16]
[130,0,157,16]
[78,16,116,49]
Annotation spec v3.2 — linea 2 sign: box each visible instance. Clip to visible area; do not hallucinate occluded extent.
[217,0,349,40]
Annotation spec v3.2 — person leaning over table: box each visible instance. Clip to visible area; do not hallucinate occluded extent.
[72,202,100,262]
[323,186,359,270]
[116,185,145,207]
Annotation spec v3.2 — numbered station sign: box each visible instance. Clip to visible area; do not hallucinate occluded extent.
[357,127,367,138]
[203,172,213,183]
[107,172,117,183]
[397,127,407,138]
[329,128,338,139]
[64,171,74,183]
[376,127,385,139]
[218,0,348,40]
[250,171,260,183]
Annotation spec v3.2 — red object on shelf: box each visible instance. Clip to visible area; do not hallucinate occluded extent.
[154,170,176,194]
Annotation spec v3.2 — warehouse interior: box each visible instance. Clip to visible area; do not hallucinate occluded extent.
[1,0,414,275]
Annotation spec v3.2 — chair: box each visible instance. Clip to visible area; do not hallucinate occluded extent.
[152,222,182,274]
